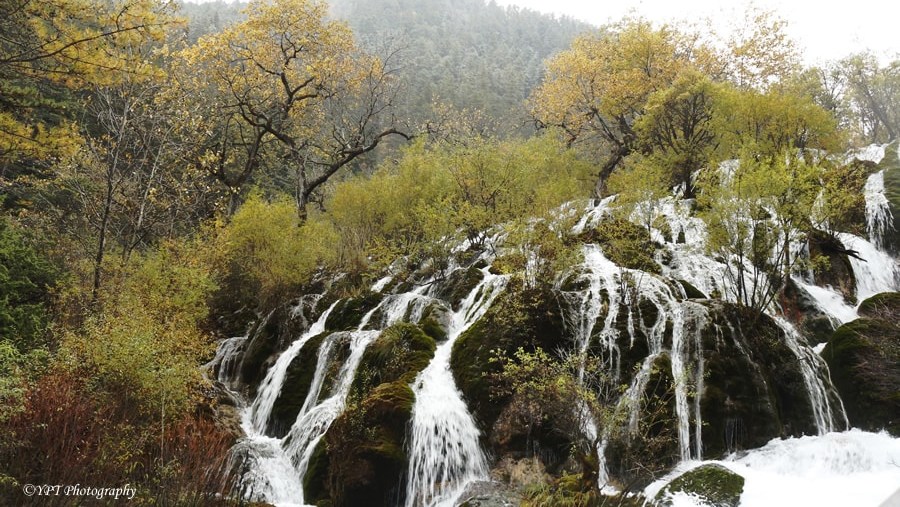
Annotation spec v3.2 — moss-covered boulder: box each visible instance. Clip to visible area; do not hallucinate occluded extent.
[434,266,485,311]
[822,292,900,435]
[320,381,415,507]
[577,217,662,274]
[240,301,318,394]
[324,292,384,331]
[418,301,451,342]
[655,464,744,507]
[451,281,567,439]
[308,323,436,507]
[351,323,437,395]
[699,302,819,458]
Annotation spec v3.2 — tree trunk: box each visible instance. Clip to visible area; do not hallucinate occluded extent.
[593,147,627,199]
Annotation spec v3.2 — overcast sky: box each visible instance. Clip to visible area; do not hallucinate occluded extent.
[492,0,899,64]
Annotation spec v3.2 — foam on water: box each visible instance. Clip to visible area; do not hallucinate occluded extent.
[646,430,900,507]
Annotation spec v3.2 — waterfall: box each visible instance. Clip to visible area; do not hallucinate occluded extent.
[282,329,380,498]
[864,170,894,249]
[206,335,248,390]
[773,317,847,433]
[405,269,508,507]
[838,233,900,302]
[249,301,339,434]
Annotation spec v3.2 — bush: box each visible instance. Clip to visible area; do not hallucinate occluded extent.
[213,192,339,311]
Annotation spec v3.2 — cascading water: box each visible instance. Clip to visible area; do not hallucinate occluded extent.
[250,302,338,433]
[773,317,847,433]
[405,269,508,507]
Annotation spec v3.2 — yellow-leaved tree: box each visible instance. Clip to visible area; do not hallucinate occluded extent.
[0,0,177,169]
[168,0,409,217]
[529,19,690,197]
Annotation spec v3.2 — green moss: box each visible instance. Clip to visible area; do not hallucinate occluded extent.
[857,292,900,318]
[303,439,331,504]
[822,315,900,435]
[325,292,383,331]
[656,464,744,507]
[351,323,436,396]
[699,302,817,457]
[435,266,485,311]
[450,281,567,434]
[578,217,662,274]
[314,323,435,506]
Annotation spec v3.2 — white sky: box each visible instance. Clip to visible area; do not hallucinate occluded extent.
[493,0,900,64]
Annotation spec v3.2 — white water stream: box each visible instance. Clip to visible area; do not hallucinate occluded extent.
[405,269,508,507]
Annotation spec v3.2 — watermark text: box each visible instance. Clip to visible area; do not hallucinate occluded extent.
[22,483,136,501]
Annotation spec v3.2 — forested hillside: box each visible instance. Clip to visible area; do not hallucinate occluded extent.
[329,0,590,128]
[1,0,899,505]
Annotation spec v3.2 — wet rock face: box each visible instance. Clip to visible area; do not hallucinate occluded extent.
[239,300,318,394]
[823,292,900,436]
[266,331,349,438]
[306,323,437,507]
[450,282,567,446]
[780,279,837,347]
[877,141,900,256]
[699,303,817,458]
[655,463,744,507]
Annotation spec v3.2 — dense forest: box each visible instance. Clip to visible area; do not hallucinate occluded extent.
[1,0,899,505]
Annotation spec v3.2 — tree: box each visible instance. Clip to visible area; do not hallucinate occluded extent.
[607,154,670,241]
[529,20,687,197]
[169,0,409,217]
[723,7,800,90]
[697,153,823,312]
[840,53,900,143]
[714,84,840,161]
[635,71,719,197]
[0,0,177,174]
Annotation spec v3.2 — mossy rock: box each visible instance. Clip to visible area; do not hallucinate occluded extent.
[418,301,451,342]
[450,281,567,447]
[577,217,662,274]
[323,381,415,506]
[699,302,818,458]
[655,464,744,507]
[240,302,313,394]
[678,280,707,300]
[325,292,384,331]
[351,322,436,397]
[822,307,900,435]
[303,439,331,504]
[266,331,336,438]
[434,266,485,311]
[312,323,436,506]
[857,291,900,318]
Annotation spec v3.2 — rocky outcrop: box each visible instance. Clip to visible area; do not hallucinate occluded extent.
[655,464,744,507]
[822,292,900,435]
